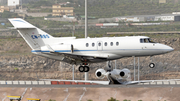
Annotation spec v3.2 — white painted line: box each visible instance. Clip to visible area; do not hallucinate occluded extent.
[19,81,25,85]
[0,81,6,84]
[79,92,85,101]
[64,88,68,93]
[63,93,70,101]
[169,81,176,85]
[44,81,51,85]
[150,82,156,85]
[32,81,38,85]
[21,88,27,99]
[38,81,44,85]
[113,90,117,98]
[170,87,173,91]
[143,82,150,85]
[176,81,180,84]
[83,87,87,91]
[26,81,32,85]
[163,81,169,85]
[138,83,143,85]
[157,81,163,85]
[6,81,12,84]
[2,96,6,101]
[13,81,19,85]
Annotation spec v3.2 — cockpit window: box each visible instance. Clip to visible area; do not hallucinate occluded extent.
[148,38,155,43]
[144,39,148,43]
[140,38,155,43]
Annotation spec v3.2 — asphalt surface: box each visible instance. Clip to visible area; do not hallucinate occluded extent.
[0,84,180,88]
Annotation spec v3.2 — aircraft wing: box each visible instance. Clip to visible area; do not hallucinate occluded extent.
[41,51,108,64]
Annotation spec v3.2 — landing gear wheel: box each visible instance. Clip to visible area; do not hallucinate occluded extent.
[79,66,84,72]
[84,66,89,72]
[149,63,155,68]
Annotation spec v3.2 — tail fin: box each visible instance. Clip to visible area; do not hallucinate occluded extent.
[9,18,54,50]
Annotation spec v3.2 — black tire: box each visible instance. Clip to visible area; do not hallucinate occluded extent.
[79,66,84,72]
[84,66,89,72]
[149,63,155,68]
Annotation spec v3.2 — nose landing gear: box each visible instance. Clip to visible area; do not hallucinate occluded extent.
[149,56,155,68]
[149,63,155,68]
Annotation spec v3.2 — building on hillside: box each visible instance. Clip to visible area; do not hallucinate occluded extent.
[159,0,166,3]
[8,0,20,6]
[0,6,9,13]
[52,4,74,16]
[114,13,180,22]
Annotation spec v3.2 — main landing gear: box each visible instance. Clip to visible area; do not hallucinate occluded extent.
[78,65,89,72]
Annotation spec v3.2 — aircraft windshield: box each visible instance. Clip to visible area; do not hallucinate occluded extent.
[140,38,156,43]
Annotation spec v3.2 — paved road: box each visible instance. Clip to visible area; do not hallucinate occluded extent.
[0,84,180,88]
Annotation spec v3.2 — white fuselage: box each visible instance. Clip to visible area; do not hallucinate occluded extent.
[35,36,173,63]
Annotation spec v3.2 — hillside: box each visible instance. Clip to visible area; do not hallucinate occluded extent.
[23,0,180,18]
[74,0,180,18]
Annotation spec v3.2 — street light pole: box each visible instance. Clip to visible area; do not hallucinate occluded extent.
[85,0,88,81]
[134,56,136,81]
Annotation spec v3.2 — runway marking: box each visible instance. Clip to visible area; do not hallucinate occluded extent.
[113,90,117,98]
[79,92,85,101]
[21,88,27,99]
[78,87,87,101]
[2,93,6,101]
[63,93,70,101]
[83,87,87,91]
[64,88,68,93]
[170,87,173,92]
[43,89,48,93]
[2,96,6,101]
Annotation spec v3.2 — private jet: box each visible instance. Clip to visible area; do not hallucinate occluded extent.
[9,18,174,73]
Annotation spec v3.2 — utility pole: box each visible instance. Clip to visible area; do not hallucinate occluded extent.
[138,57,139,81]
[134,56,136,81]
[85,0,88,81]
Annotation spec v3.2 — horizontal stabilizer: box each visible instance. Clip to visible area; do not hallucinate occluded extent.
[9,18,36,29]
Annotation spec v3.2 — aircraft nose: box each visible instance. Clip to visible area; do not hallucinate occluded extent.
[163,45,174,53]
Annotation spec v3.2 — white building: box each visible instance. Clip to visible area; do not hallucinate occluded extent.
[8,0,19,6]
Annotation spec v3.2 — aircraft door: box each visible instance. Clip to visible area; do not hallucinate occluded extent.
[97,41,103,51]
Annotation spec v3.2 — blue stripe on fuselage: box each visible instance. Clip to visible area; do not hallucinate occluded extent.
[31,50,97,53]
[31,49,168,53]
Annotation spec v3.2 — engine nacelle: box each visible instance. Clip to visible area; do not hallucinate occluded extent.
[119,68,131,79]
[110,68,131,80]
[95,69,106,79]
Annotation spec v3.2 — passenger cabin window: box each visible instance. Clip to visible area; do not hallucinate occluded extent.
[116,42,119,46]
[110,42,113,46]
[92,43,95,47]
[86,43,89,47]
[104,42,107,46]
[140,38,155,43]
